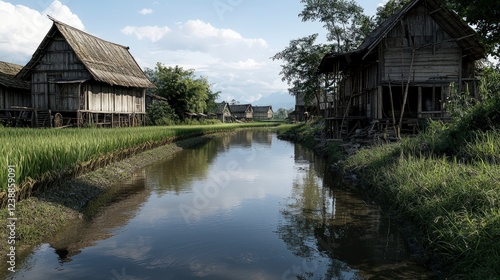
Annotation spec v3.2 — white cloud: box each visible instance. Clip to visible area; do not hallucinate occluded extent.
[132,19,290,105]
[121,25,171,43]
[180,20,267,48]
[138,8,153,15]
[226,59,265,70]
[0,0,83,63]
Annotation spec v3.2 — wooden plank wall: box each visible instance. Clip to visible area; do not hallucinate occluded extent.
[1,87,31,109]
[30,33,146,114]
[86,83,145,113]
[381,5,462,84]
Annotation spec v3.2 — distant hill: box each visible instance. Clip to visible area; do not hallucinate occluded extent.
[252,91,294,110]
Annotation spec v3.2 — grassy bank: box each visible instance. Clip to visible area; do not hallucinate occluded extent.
[0,123,279,202]
[278,94,500,278]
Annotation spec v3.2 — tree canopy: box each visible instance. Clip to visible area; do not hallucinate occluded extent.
[446,0,500,58]
[145,63,220,119]
[271,34,331,108]
[299,0,371,53]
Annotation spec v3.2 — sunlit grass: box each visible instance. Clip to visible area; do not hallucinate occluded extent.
[343,130,500,278]
[0,123,280,192]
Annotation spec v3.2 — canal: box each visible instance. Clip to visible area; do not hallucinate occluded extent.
[8,130,432,279]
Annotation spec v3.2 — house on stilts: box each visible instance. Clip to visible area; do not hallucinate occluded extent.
[16,17,155,128]
[318,0,485,139]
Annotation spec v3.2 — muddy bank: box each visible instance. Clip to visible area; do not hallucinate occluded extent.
[0,133,228,267]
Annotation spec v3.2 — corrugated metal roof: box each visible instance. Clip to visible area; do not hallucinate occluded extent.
[0,61,30,90]
[17,18,155,89]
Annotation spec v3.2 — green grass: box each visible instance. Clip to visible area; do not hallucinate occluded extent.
[0,123,280,193]
[343,126,500,278]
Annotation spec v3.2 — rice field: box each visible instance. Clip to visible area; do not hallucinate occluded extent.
[0,123,279,194]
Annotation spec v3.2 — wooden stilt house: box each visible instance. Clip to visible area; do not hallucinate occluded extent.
[253,106,274,120]
[0,62,32,126]
[318,0,485,139]
[229,104,253,121]
[16,17,155,127]
[216,102,232,123]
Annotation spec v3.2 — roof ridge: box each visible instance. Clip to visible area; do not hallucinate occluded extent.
[48,15,130,50]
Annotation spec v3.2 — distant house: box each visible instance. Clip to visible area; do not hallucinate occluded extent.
[253,106,273,120]
[16,17,155,127]
[216,102,232,123]
[229,104,253,120]
[0,61,31,126]
[317,0,485,138]
[145,93,168,107]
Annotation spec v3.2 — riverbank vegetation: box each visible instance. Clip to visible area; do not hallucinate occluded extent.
[278,67,500,278]
[0,123,278,200]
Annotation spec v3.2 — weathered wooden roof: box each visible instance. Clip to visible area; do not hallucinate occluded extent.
[0,61,30,90]
[253,106,273,113]
[17,18,155,89]
[319,0,485,73]
[229,104,252,114]
[216,102,231,114]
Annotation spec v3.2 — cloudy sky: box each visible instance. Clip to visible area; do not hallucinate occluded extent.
[0,0,387,109]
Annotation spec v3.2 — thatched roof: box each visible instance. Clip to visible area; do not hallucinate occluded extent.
[253,106,273,113]
[17,18,154,89]
[216,102,231,114]
[0,61,30,90]
[319,0,485,73]
[229,104,252,113]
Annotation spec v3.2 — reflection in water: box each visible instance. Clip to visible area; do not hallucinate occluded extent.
[48,171,150,263]
[7,131,432,280]
[278,145,431,279]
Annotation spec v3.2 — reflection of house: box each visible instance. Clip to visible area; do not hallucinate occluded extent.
[229,104,253,120]
[16,17,155,127]
[253,105,273,120]
[0,62,31,126]
[216,101,232,123]
[318,0,484,138]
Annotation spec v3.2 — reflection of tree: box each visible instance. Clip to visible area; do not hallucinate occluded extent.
[277,146,420,279]
[145,139,220,195]
[146,130,273,195]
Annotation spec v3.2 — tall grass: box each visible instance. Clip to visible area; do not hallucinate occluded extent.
[0,123,279,194]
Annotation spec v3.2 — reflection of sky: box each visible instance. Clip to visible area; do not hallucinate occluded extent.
[138,136,297,224]
[7,132,429,280]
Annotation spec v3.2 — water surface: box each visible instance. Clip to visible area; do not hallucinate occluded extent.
[7,131,432,279]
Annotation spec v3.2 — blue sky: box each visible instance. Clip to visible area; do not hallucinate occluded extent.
[0,0,387,109]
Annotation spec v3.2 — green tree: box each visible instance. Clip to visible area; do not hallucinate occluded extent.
[374,0,410,24]
[446,0,500,58]
[299,0,372,52]
[146,63,215,119]
[272,34,331,112]
[146,101,179,126]
[274,108,289,119]
[206,87,221,114]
